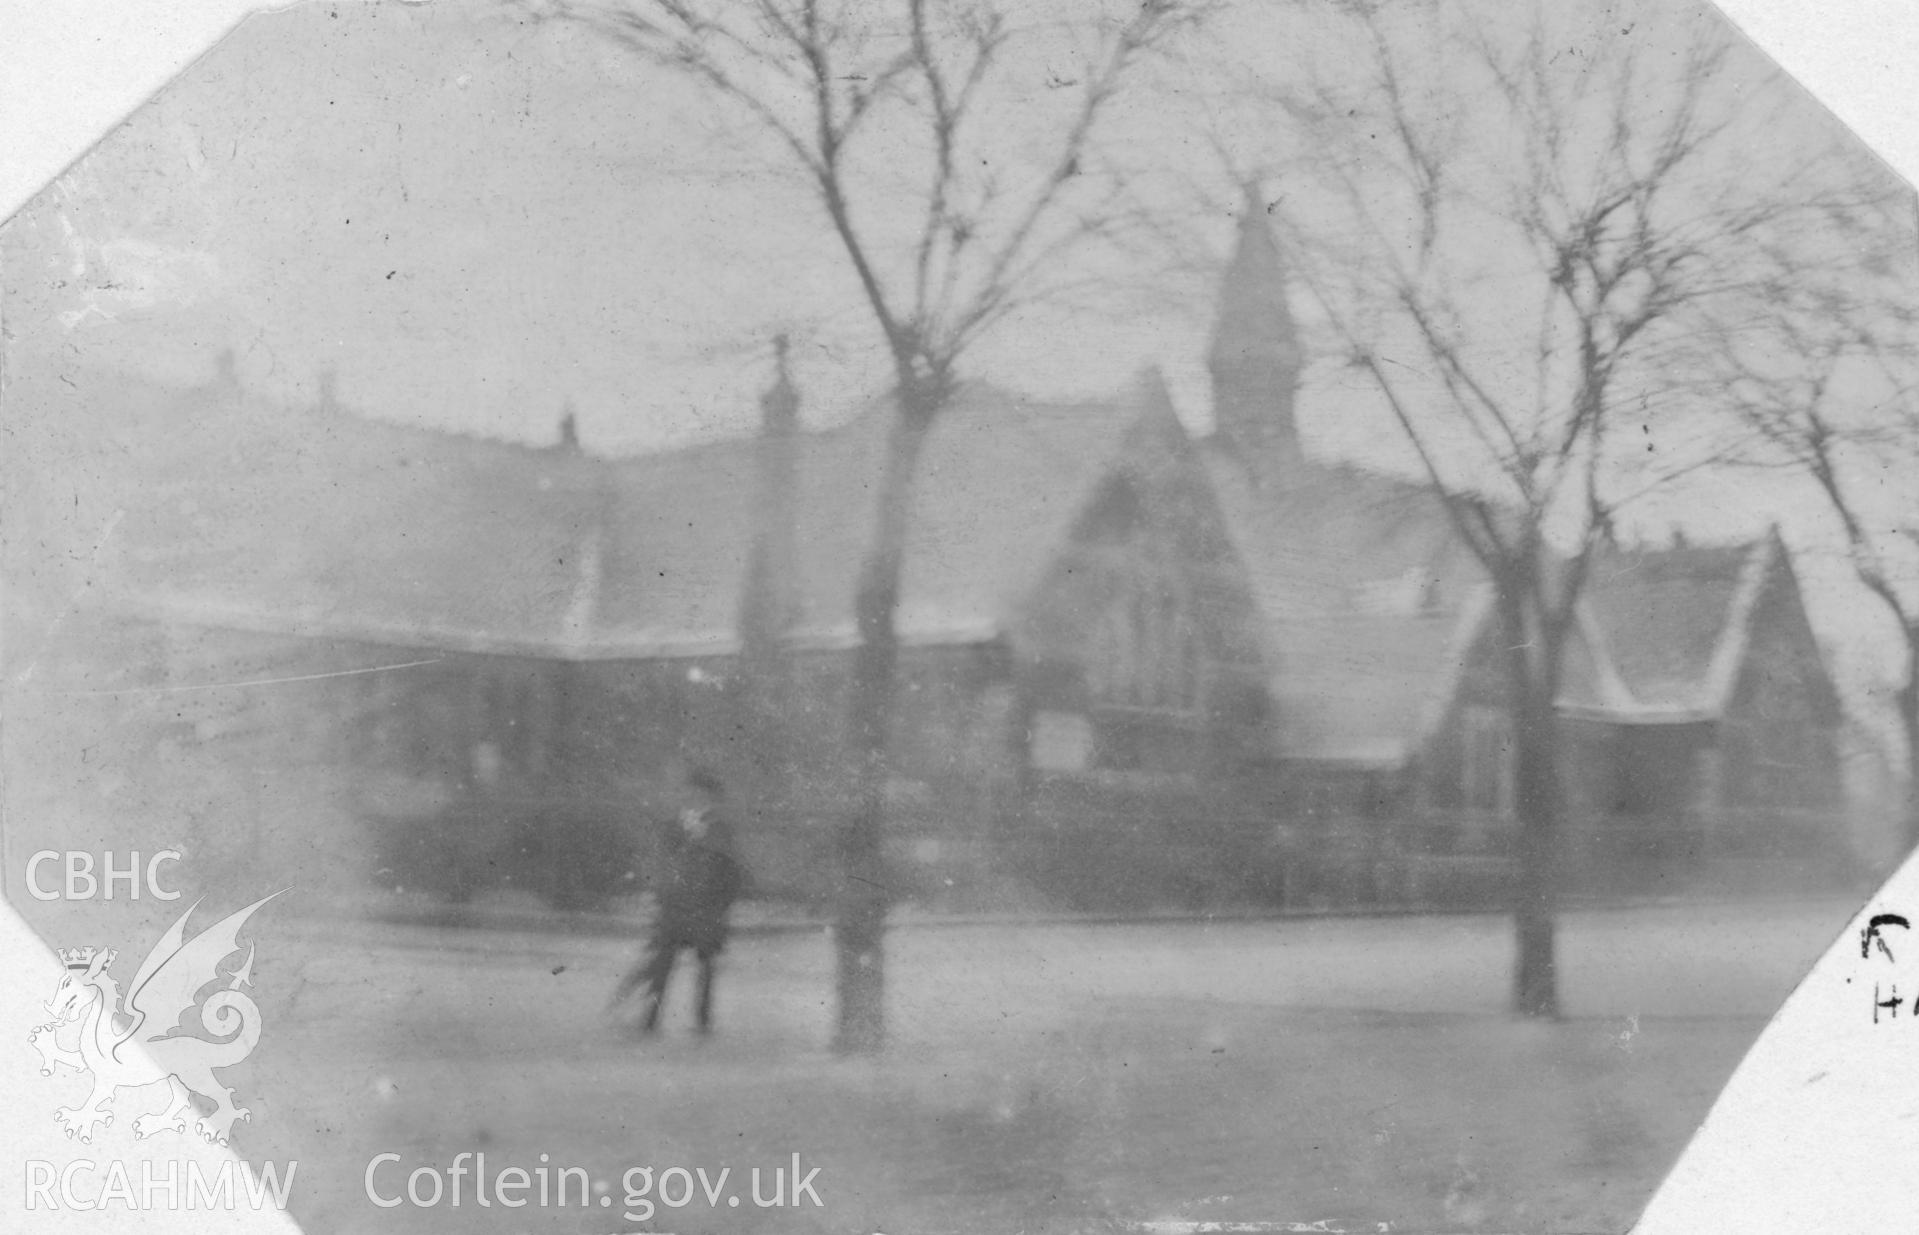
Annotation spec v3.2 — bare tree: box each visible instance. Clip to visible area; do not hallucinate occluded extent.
[543,0,1207,1052]
[1256,0,1867,1017]
[1707,191,1919,854]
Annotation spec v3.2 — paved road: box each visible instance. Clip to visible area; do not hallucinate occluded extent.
[200,898,1857,1234]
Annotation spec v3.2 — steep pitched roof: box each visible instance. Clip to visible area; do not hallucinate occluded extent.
[592,376,1160,655]
[6,363,613,657]
[11,363,1815,758]
[1202,446,1775,762]
[14,364,1151,659]
[1576,535,1780,719]
[1203,450,1492,765]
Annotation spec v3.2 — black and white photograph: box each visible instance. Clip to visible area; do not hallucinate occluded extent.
[3,0,1919,1230]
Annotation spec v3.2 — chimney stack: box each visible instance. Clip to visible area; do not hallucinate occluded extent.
[743,336,800,639]
[759,336,799,436]
[735,336,803,805]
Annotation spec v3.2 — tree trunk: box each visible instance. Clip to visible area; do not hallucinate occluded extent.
[833,398,935,1055]
[1503,591,1563,1021]
[1511,680,1562,1019]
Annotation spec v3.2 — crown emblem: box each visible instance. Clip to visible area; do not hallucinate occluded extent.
[58,946,107,970]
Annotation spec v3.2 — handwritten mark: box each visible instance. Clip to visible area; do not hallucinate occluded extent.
[1863,913,1909,962]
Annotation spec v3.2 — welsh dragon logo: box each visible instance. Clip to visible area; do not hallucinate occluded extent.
[28,891,283,1146]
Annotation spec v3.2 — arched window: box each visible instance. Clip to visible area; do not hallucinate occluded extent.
[1086,583,1201,713]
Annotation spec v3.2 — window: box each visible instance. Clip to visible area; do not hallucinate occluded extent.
[1029,711,1095,772]
[1086,583,1200,713]
[468,669,552,783]
[1755,718,1811,808]
[1087,597,1135,705]
[1461,706,1514,815]
[1147,591,1202,709]
[355,672,403,766]
[1354,568,1442,616]
[1169,592,1203,710]
[1693,748,1723,816]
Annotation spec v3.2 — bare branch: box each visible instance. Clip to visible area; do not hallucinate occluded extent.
[1257,0,1900,683]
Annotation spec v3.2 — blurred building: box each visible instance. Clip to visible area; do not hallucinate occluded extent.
[3,206,1853,913]
[1192,200,1849,905]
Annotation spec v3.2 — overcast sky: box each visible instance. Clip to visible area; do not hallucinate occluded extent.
[3,0,1851,452]
[2,0,1912,718]
[2,0,1253,453]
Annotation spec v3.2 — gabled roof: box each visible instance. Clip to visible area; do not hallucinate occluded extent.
[9,362,1820,761]
[7,363,613,659]
[1203,449,1492,765]
[11,364,1154,660]
[1573,535,1782,721]
[592,374,1164,656]
[1201,443,1796,762]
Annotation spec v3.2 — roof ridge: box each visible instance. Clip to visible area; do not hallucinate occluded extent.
[1604,533,1766,560]
[601,378,1136,470]
[72,362,621,465]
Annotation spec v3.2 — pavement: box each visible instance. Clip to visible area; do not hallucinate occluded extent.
[148,895,1863,1235]
[322,879,1874,942]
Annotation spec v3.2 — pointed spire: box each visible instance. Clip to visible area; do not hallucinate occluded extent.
[1210,183,1299,374]
[1208,181,1303,482]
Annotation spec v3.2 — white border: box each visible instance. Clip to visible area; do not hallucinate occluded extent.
[2,2,1915,1231]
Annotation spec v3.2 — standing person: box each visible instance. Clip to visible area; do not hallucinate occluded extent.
[609,768,745,1036]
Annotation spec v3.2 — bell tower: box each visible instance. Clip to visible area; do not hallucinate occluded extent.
[1208,183,1303,483]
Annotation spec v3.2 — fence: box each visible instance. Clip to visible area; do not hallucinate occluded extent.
[355,783,1862,919]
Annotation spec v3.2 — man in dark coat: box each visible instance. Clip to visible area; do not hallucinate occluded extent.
[609,768,745,1035]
